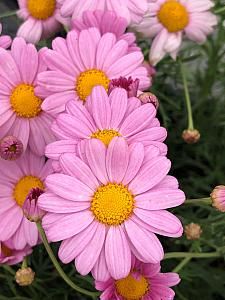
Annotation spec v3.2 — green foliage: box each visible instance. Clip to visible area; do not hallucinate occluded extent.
[0,0,225,299]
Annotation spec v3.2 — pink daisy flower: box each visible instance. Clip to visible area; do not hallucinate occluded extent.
[17,0,70,44]
[38,137,185,280]
[96,258,180,300]
[57,0,148,25]
[0,37,55,156]
[46,86,167,165]
[0,239,32,265]
[37,27,150,117]
[0,150,53,250]
[72,10,139,53]
[0,23,12,49]
[134,0,217,65]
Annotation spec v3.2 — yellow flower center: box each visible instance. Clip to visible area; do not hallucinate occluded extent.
[10,84,42,118]
[1,244,13,257]
[76,69,110,101]
[157,0,189,32]
[27,0,56,20]
[91,183,134,226]
[91,129,121,146]
[116,273,149,300]
[13,176,44,207]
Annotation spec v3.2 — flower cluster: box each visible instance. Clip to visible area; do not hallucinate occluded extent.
[0,0,219,298]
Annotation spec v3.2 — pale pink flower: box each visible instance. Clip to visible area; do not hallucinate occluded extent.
[0,150,53,250]
[0,23,12,49]
[57,0,148,25]
[39,137,185,280]
[134,0,217,65]
[17,0,70,44]
[0,239,32,265]
[37,28,150,117]
[72,10,139,53]
[96,258,180,299]
[46,86,167,164]
[211,186,225,212]
[0,37,55,156]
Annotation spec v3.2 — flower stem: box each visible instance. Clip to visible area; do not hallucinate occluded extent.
[179,59,194,130]
[36,221,100,299]
[185,197,212,205]
[0,11,17,19]
[21,257,28,269]
[172,256,192,273]
[164,251,220,260]
[215,6,225,14]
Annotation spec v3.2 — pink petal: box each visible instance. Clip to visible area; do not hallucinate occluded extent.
[45,140,77,160]
[0,206,23,241]
[60,153,99,190]
[17,18,42,44]
[38,192,90,214]
[58,221,99,263]
[106,137,129,183]
[45,173,93,201]
[123,143,145,185]
[109,88,128,129]
[85,139,108,184]
[120,104,156,137]
[105,226,131,280]
[75,222,106,275]
[92,248,111,282]
[125,218,164,263]
[43,210,94,241]
[129,156,171,195]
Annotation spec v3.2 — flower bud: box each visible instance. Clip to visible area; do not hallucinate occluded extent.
[15,267,35,286]
[108,77,139,98]
[23,188,45,222]
[185,223,202,240]
[210,185,225,212]
[138,92,159,109]
[182,129,200,144]
[0,136,23,160]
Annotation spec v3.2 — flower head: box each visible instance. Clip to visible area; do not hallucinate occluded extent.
[0,150,53,249]
[185,223,202,240]
[0,23,12,49]
[96,258,180,299]
[0,240,32,265]
[58,0,148,25]
[39,137,185,280]
[0,136,24,161]
[134,0,217,64]
[17,0,70,44]
[0,37,55,156]
[46,86,168,163]
[37,28,150,117]
[72,10,139,53]
[182,129,200,144]
[15,267,35,286]
[211,185,225,212]
[138,92,159,109]
[23,187,45,222]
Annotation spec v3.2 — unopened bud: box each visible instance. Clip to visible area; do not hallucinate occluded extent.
[15,267,35,286]
[185,223,202,240]
[0,136,23,160]
[182,129,200,144]
[211,185,225,212]
[23,188,45,222]
[138,92,159,109]
[108,77,139,98]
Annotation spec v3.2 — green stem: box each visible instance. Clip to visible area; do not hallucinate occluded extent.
[179,59,194,130]
[36,222,99,299]
[164,251,220,259]
[215,6,225,14]
[21,257,28,269]
[185,197,212,205]
[0,11,17,19]
[172,257,192,273]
